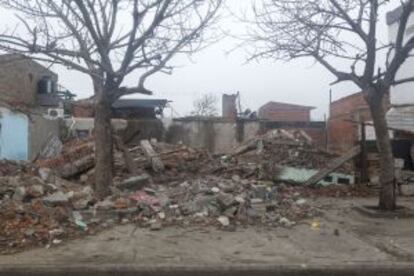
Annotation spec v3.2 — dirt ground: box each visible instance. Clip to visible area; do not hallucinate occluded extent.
[1,196,414,268]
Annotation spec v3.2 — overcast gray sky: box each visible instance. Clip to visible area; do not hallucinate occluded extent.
[2,1,401,120]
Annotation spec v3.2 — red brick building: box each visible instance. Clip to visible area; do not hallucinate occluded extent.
[258,102,315,122]
[328,92,390,154]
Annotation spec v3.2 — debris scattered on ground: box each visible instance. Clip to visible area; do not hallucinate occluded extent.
[216,129,352,182]
[0,129,365,254]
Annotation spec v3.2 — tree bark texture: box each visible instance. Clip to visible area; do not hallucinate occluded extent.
[366,88,396,210]
[94,83,114,198]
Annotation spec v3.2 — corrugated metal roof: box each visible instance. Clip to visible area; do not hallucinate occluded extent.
[387,106,414,132]
[112,99,169,109]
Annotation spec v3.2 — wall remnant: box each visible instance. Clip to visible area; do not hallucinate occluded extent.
[222,94,238,119]
[328,91,390,154]
[167,117,326,154]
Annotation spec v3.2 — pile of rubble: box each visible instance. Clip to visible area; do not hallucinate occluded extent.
[217,129,350,181]
[0,130,357,254]
[0,138,217,253]
[0,161,99,254]
[99,175,318,231]
[0,165,317,253]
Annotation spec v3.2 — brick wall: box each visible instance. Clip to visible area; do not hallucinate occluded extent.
[0,54,58,106]
[302,127,327,149]
[222,94,238,119]
[328,92,390,154]
[258,102,312,122]
[72,103,95,118]
[330,93,371,120]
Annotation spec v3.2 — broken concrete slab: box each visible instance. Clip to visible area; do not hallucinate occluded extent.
[277,167,355,186]
[12,187,27,201]
[58,154,95,178]
[39,135,63,160]
[304,146,360,186]
[150,221,163,231]
[43,191,71,206]
[26,185,45,198]
[77,208,139,224]
[118,174,151,191]
[217,216,230,226]
[140,140,165,172]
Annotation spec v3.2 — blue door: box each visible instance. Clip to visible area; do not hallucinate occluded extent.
[0,108,29,160]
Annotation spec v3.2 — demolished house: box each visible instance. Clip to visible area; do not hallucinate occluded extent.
[69,98,169,142]
[167,95,327,153]
[0,124,360,254]
[0,73,366,255]
[0,54,74,161]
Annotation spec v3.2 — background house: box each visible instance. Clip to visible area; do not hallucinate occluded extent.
[0,54,58,107]
[0,54,66,160]
[386,6,414,108]
[384,6,414,170]
[258,101,315,122]
[72,98,169,119]
[328,92,384,154]
[386,6,414,136]
[69,98,169,143]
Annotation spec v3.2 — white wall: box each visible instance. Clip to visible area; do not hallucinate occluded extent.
[167,119,261,154]
[388,14,414,105]
[0,107,29,160]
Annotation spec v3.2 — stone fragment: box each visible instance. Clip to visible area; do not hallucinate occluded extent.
[118,174,151,191]
[279,217,295,227]
[217,193,236,209]
[8,176,21,187]
[13,187,26,201]
[223,206,239,217]
[38,168,53,182]
[250,198,264,204]
[150,221,162,231]
[218,182,236,193]
[217,216,230,226]
[27,185,45,198]
[296,198,307,205]
[232,175,241,182]
[211,187,220,193]
[43,191,70,205]
[95,198,115,210]
[80,174,89,184]
[114,198,129,209]
[24,228,35,237]
[144,188,157,196]
[235,196,246,204]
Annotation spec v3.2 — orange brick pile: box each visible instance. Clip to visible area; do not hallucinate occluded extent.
[36,139,95,169]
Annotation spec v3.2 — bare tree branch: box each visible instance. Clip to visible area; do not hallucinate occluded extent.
[0,0,223,196]
[0,0,223,98]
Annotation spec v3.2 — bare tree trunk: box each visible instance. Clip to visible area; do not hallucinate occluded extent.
[94,83,113,198]
[366,88,396,211]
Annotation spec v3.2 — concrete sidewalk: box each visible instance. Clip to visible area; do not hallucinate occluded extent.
[1,197,414,275]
